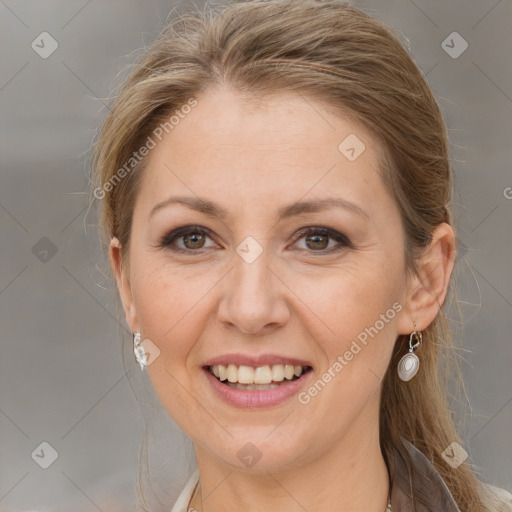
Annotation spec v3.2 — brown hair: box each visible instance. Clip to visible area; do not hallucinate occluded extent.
[91,1,490,509]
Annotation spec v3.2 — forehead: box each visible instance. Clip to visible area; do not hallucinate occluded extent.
[135,86,391,220]
[167,86,374,155]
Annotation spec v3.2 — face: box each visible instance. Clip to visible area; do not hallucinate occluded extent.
[112,85,418,472]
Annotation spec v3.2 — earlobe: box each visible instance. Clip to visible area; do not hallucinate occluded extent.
[399,223,456,333]
[109,237,139,332]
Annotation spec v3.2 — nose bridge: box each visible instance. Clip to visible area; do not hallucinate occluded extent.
[234,240,271,297]
[217,236,288,334]
[232,237,274,310]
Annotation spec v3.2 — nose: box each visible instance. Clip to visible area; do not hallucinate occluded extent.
[216,248,290,336]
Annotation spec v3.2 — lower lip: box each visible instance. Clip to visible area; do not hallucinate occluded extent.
[203,368,313,408]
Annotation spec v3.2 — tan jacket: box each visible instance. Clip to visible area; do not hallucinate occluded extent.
[171,438,512,511]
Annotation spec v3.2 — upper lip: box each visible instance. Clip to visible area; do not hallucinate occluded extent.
[202,353,313,368]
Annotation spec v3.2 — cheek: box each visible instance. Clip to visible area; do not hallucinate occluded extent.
[131,258,208,347]
[291,258,404,391]
[294,276,401,439]
[293,256,404,338]
[130,260,211,402]
[130,263,211,431]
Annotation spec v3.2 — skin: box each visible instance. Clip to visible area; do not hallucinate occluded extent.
[110,84,456,511]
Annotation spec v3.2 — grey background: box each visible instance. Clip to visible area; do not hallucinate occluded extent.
[1,0,511,510]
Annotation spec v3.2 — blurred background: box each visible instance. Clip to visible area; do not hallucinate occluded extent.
[1,0,511,510]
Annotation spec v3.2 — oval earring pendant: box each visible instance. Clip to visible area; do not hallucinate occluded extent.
[398,352,420,381]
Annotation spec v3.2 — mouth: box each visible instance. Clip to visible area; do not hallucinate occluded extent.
[204,363,313,391]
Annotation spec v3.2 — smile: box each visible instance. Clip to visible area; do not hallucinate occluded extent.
[203,363,313,408]
[207,364,311,389]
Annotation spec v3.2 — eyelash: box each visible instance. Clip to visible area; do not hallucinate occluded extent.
[157,225,352,255]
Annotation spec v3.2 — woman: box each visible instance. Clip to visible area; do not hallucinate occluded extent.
[91,1,512,510]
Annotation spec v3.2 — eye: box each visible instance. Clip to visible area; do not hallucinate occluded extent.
[158,225,352,255]
[158,225,217,253]
[292,226,352,253]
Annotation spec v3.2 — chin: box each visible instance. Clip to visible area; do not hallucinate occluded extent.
[206,430,310,473]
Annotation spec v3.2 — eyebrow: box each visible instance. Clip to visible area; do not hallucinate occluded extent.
[149,195,370,222]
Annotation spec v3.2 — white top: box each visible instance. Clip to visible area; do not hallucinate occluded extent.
[170,470,199,512]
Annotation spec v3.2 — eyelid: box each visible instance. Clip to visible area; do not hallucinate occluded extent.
[291,226,353,251]
[157,224,352,253]
[158,225,217,251]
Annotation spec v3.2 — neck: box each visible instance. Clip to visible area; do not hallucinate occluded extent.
[190,410,390,511]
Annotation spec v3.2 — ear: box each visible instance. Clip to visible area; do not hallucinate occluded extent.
[397,223,456,334]
[109,237,139,333]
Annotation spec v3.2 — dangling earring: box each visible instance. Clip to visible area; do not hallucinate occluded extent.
[397,326,422,381]
[133,332,146,370]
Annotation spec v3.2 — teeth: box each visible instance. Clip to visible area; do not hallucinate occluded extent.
[254,365,273,384]
[271,365,284,381]
[208,364,307,385]
[224,382,281,391]
[238,365,255,384]
[284,364,295,380]
[218,364,227,381]
[226,364,238,383]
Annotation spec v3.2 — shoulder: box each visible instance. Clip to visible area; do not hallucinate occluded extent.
[479,482,512,512]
